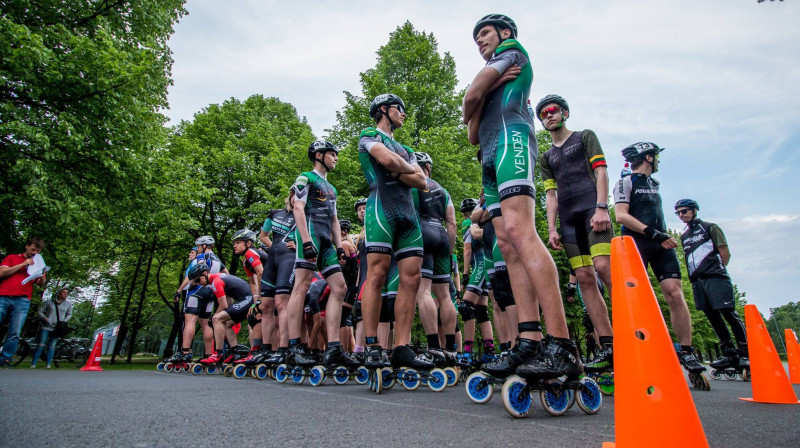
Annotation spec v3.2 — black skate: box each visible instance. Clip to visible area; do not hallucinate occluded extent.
[516,336,583,381]
[493,338,603,418]
[679,348,711,390]
[366,345,447,394]
[324,345,360,368]
[709,343,749,381]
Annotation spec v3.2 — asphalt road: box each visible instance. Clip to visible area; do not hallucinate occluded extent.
[1,367,798,448]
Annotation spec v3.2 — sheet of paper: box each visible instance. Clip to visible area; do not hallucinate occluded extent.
[27,254,46,275]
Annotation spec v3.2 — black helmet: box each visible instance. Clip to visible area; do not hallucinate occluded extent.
[473,14,517,41]
[535,94,569,120]
[369,94,406,121]
[414,152,433,166]
[195,235,214,246]
[232,229,256,243]
[340,220,351,232]
[354,197,367,211]
[674,199,699,211]
[460,198,478,213]
[187,263,210,281]
[308,140,339,163]
[622,142,664,162]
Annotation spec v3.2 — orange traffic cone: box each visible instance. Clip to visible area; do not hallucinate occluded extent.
[739,305,798,404]
[80,333,104,371]
[786,329,800,385]
[603,236,709,448]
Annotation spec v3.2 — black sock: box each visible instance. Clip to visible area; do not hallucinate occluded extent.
[445,334,456,350]
[426,334,440,349]
[289,338,300,347]
[599,336,613,347]
[327,341,341,349]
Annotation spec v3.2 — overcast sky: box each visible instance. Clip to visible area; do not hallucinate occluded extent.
[164,0,800,316]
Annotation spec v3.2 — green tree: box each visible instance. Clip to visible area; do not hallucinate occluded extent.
[766,302,800,357]
[167,95,316,270]
[0,1,187,251]
[326,21,476,225]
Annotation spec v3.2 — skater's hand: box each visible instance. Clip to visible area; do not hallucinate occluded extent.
[661,237,678,250]
[302,242,318,262]
[548,229,562,250]
[590,208,611,232]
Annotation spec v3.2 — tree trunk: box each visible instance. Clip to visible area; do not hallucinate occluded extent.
[111,244,147,364]
[163,257,188,358]
[127,234,157,364]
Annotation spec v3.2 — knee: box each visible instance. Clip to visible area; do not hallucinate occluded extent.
[474,304,489,324]
[575,268,597,289]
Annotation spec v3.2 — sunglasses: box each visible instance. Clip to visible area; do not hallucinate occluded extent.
[539,105,560,119]
[390,104,405,114]
[675,209,691,216]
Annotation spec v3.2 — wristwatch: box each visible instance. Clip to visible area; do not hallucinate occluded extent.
[596,203,609,209]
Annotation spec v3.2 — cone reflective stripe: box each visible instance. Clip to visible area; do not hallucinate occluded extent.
[739,305,798,403]
[786,329,800,385]
[603,236,708,448]
[80,332,104,371]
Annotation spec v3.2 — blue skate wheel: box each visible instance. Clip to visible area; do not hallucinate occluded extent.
[355,366,369,385]
[502,375,532,418]
[539,382,575,416]
[333,366,349,385]
[576,377,602,414]
[427,368,447,392]
[465,371,493,404]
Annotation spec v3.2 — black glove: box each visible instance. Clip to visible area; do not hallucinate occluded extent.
[644,226,670,243]
[461,274,470,290]
[303,242,318,260]
[337,247,346,262]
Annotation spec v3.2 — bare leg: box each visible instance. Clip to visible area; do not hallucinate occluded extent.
[393,256,423,346]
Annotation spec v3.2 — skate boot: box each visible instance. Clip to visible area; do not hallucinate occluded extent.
[737,344,749,369]
[264,348,287,366]
[516,336,583,381]
[233,350,261,365]
[167,351,189,363]
[457,352,474,369]
[289,344,317,367]
[710,343,739,370]
[679,348,707,373]
[442,349,457,367]
[427,348,448,368]
[365,345,390,369]
[200,352,223,365]
[679,346,710,390]
[391,344,435,370]
[584,344,613,373]
[323,345,360,367]
[483,338,541,377]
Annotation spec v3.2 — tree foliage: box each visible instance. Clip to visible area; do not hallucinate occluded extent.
[167,94,315,270]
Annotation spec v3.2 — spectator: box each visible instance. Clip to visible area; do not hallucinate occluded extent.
[0,237,47,368]
[31,287,73,368]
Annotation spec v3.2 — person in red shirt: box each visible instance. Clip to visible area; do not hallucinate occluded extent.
[0,238,46,367]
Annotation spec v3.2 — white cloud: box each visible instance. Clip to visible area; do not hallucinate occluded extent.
[164,0,800,312]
